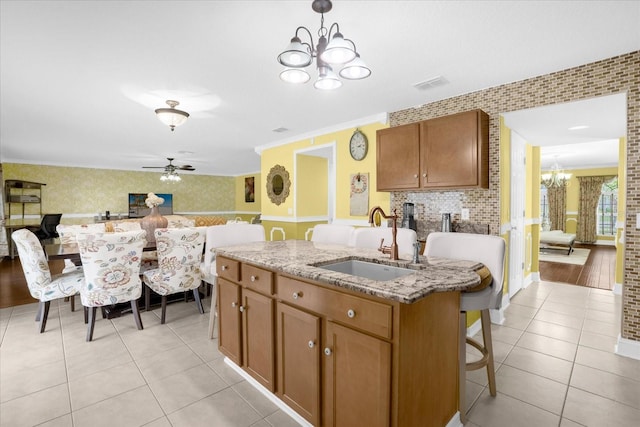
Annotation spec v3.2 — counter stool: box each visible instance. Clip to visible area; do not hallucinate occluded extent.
[424,232,506,423]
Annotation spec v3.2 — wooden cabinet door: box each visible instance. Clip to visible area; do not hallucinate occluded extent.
[323,321,391,427]
[276,303,321,426]
[376,123,420,190]
[420,110,481,188]
[217,278,242,366]
[242,288,275,392]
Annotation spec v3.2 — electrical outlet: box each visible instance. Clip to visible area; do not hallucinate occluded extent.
[461,208,470,220]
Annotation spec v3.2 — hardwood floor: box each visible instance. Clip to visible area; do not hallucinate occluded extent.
[1,243,618,309]
[539,243,616,290]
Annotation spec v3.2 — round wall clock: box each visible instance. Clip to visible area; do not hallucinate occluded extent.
[349,129,368,161]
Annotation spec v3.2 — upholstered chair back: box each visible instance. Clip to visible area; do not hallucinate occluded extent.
[56,223,106,244]
[11,228,82,301]
[146,227,206,294]
[425,232,506,311]
[310,224,355,246]
[350,227,418,257]
[202,224,266,280]
[76,230,147,307]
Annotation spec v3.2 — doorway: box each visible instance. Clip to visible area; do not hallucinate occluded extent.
[294,143,336,222]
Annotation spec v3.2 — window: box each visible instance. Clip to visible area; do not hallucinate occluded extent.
[597,177,618,236]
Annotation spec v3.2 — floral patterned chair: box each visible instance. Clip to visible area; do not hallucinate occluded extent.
[142,227,206,324]
[11,229,84,333]
[76,230,147,341]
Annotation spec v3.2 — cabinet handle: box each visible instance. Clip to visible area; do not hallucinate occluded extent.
[250,275,257,282]
[221,265,227,271]
[308,340,315,348]
[347,309,356,318]
[413,174,418,178]
[239,306,245,313]
[324,347,332,356]
[422,173,427,178]
[231,302,237,308]
[292,292,303,300]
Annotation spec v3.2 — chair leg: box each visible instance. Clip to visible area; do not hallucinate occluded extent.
[39,301,50,333]
[35,301,43,322]
[481,309,497,396]
[70,295,75,312]
[459,311,467,424]
[131,300,144,331]
[145,284,151,312]
[86,307,97,341]
[83,306,88,324]
[160,296,167,324]
[193,288,204,314]
[207,281,217,340]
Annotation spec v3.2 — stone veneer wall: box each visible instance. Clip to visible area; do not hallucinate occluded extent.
[389,51,640,341]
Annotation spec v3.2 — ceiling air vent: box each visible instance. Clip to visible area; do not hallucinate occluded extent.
[413,76,448,91]
[272,127,289,133]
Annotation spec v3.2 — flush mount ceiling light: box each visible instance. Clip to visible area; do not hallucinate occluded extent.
[277,0,371,90]
[155,100,189,131]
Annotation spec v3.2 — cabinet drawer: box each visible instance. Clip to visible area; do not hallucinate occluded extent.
[217,257,240,282]
[241,264,274,295]
[278,276,392,340]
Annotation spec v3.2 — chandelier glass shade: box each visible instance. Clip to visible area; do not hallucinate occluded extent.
[160,170,182,182]
[541,160,572,188]
[155,100,189,131]
[277,0,371,90]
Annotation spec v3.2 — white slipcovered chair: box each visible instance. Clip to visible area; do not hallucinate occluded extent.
[310,223,355,246]
[77,230,147,341]
[56,223,107,277]
[142,227,206,324]
[11,229,84,333]
[350,227,418,257]
[424,232,506,423]
[201,223,266,338]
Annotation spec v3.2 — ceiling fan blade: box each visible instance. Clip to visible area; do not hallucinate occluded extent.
[178,166,195,171]
[142,166,166,169]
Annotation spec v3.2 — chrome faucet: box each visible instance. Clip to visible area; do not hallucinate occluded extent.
[368,206,399,260]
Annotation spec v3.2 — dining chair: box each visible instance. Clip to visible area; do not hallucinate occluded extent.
[142,227,207,324]
[28,213,62,244]
[76,229,147,341]
[350,226,418,257]
[201,223,266,338]
[310,223,355,246]
[11,228,85,333]
[424,231,506,423]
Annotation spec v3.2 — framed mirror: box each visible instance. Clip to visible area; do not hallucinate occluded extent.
[266,164,291,205]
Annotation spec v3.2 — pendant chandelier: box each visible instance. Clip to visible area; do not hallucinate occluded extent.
[277,0,371,90]
[155,100,189,131]
[541,159,571,188]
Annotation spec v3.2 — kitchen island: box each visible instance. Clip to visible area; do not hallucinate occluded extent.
[214,240,488,427]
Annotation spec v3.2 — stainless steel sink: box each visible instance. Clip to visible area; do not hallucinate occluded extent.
[316,260,414,281]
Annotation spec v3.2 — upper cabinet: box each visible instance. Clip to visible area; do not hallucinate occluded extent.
[376,109,489,191]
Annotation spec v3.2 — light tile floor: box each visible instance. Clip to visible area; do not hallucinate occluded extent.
[1,281,639,427]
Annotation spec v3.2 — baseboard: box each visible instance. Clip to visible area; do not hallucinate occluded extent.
[613,283,623,295]
[530,272,541,283]
[223,358,313,427]
[615,335,640,360]
[446,412,463,427]
[467,318,481,338]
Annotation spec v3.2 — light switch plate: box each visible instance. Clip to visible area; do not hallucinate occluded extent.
[461,208,470,220]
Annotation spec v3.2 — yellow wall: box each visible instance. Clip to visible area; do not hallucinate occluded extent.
[297,155,328,217]
[260,122,390,240]
[4,163,237,219]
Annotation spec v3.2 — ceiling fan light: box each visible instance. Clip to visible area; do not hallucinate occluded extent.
[280,68,311,84]
[320,32,356,64]
[339,54,371,80]
[155,100,189,131]
[277,37,312,67]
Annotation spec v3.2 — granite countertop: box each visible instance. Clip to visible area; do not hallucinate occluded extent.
[215,240,486,304]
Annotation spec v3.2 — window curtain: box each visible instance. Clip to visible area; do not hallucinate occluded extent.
[547,185,566,231]
[576,175,616,243]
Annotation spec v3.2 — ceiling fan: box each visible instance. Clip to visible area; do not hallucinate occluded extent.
[142,157,195,173]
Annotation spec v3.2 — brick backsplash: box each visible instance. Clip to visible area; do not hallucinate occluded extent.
[388,51,640,341]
